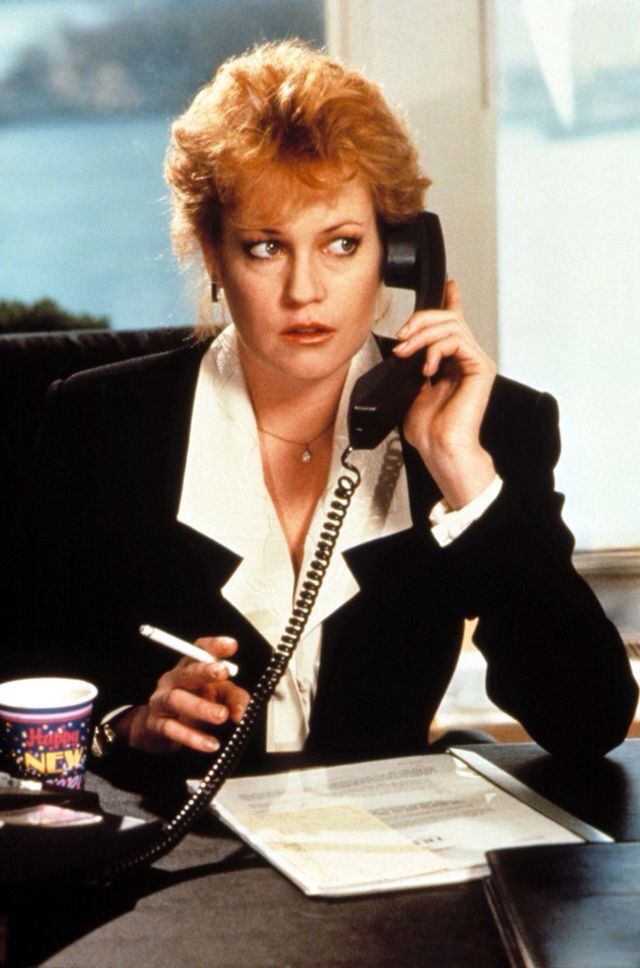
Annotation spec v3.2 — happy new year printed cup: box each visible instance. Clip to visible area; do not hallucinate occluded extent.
[0,677,97,789]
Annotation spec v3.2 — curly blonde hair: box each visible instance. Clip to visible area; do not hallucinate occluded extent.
[164,39,430,265]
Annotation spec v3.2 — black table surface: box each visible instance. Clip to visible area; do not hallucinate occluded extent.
[3,740,639,967]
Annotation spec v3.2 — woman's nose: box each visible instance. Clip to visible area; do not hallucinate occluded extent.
[284,252,325,305]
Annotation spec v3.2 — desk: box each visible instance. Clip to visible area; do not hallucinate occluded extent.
[3,741,640,968]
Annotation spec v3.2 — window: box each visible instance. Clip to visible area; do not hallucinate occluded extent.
[495,0,640,550]
[0,0,324,331]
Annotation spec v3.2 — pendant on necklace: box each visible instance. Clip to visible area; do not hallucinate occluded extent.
[302,447,312,464]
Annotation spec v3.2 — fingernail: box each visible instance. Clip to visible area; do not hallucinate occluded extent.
[203,737,219,752]
[393,341,410,355]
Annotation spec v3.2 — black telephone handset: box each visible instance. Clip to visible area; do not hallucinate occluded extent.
[348,211,446,450]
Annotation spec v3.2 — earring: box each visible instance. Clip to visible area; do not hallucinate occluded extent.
[211,280,219,303]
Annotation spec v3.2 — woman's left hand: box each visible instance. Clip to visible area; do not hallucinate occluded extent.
[393,279,497,508]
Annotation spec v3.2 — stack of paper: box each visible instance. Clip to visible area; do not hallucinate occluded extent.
[190,750,609,897]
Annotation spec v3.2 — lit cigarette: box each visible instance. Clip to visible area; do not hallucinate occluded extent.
[139,624,239,677]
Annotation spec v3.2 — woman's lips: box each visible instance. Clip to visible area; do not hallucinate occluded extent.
[280,324,335,345]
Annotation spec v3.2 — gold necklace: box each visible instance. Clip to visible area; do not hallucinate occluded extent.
[257,419,335,463]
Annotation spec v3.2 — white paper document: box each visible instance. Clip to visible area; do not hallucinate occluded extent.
[190,751,610,897]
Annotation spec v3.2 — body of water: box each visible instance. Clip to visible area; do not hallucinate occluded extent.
[0,114,192,330]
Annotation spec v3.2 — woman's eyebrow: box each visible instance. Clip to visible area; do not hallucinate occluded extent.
[321,220,366,233]
[232,218,367,235]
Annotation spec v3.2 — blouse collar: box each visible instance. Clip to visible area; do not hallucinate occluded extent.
[177,325,413,646]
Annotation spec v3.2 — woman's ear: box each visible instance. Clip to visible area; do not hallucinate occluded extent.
[201,239,222,285]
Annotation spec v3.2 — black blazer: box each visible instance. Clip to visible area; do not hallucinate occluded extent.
[14,338,638,774]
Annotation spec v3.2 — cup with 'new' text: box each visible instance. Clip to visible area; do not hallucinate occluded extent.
[0,677,97,789]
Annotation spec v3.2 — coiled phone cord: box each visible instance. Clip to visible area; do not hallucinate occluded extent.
[102,447,362,882]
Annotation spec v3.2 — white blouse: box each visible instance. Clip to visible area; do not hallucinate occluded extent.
[177,325,414,751]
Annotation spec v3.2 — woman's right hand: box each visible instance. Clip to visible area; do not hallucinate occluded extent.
[115,636,250,754]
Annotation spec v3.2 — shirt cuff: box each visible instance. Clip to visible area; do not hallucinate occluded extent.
[100,704,133,725]
[429,476,503,547]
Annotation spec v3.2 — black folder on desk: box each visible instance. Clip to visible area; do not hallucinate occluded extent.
[484,842,640,968]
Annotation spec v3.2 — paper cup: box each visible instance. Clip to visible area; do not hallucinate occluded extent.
[0,677,97,789]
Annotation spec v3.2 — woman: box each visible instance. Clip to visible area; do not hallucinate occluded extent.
[24,41,636,774]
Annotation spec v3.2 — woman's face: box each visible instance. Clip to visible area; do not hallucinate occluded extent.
[205,172,383,389]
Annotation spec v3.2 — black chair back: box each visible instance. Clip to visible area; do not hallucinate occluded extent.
[0,327,193,648]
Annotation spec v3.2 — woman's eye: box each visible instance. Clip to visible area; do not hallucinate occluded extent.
[245,240,280,259]
[327,236,360,256]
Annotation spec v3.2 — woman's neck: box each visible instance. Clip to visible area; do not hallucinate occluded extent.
[238,346,348,442]
[237,340,350,576]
